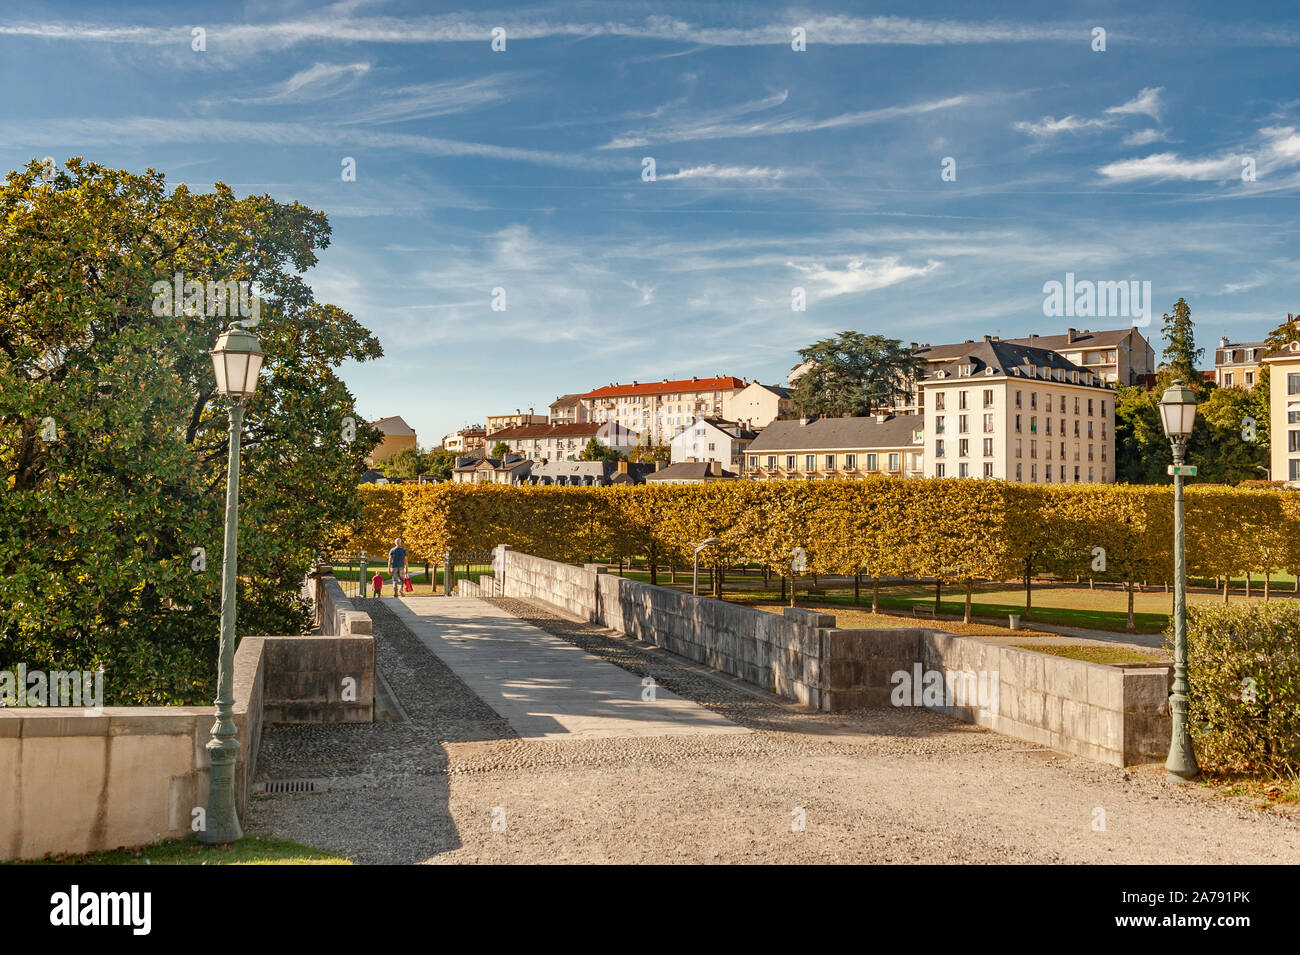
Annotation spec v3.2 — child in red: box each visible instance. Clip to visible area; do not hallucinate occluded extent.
[371,572,384,599]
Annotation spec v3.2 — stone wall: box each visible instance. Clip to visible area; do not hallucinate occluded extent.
[487,546,1173,766]
[307,564,373,636]
[0,571,375,860]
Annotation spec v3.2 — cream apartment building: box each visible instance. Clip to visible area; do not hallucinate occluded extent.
[745,414,925,480]
[722,381,792,431]
[489,421,640,462]
[919,340,1115,483]
[1263,341,1300,485]
[581,376,747,446]
[485,410,548,434]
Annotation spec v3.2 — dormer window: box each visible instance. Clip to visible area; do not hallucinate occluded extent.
[958,364,973,376]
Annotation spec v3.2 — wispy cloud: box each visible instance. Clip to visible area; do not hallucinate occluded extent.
[658,164,785,182]
[339,74,518,125]
[1013,87,1165,139]
[786,256,942,301]
[232,61,371,104]
[1097,126,1300,183]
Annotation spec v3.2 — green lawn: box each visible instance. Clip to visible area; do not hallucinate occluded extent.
[8,835,350,865]
[1011,644,1161,665]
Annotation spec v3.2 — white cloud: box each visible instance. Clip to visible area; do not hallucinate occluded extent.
[786,256,942,300]
[340,75,516,125]
[625,280,655,305]
[1013,115,1112,138]
[1122,128,1167,146]
[658,164,785,182]
[1105,86,1164,121]
[234,61,371,104]
[1097,152,1242,182]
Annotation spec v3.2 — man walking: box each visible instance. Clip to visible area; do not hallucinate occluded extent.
[387,537,408,598]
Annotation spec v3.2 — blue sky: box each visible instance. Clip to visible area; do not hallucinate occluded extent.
[2,1,1298,443]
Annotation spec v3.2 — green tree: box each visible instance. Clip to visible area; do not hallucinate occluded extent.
[1159,297,1204,389]
[579,437,621,463]
[1187,385,1269,484]
[383,446,421,479]
[1114,385,1169,483]
[491,441,511,459]
[1263,312,1300,355]
[790,331,922,417]
[0,158,381,704]
[423,447,456,480]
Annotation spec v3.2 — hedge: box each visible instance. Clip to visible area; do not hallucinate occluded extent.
[1184,601,1300,774]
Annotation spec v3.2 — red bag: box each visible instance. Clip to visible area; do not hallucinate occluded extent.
[403,574,414,593]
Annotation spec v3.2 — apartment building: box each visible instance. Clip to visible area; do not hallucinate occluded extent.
[580,376,747,446]
[488,421,640,462]
[442,425,486,454]
[548,394,587,425]
[451,454,533,485]
[485,410,548,434]
[919,340,1115,483]
[1263,340,1300,485]
[669,418,756,473]
[367,415,416,464]
[1213,336,1270,390]
[722,381,793,430]
[745,414,925,480]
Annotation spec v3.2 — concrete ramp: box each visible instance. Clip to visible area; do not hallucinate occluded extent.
[386,596,749,740]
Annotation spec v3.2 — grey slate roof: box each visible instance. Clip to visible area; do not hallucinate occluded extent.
[746,414,923,453]
[644,462,737,482]
[915,328,1136,364]
[920,339,1092,380]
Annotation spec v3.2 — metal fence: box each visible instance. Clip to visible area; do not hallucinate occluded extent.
[321,551,495,598]
[443,551,495,595]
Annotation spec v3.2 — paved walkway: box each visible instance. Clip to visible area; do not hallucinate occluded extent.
[384,596,748,739]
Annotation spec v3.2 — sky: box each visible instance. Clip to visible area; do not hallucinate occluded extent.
[2,0,1298,443]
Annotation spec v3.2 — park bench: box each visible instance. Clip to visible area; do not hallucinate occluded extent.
[912,604,937,619]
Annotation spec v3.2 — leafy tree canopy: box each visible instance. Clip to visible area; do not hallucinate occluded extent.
[1159,297,1203,390]
[579,437,621,463]
[790,331,921,417]
[0,158,381,703]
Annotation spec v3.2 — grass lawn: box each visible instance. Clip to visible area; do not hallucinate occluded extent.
[1010,644,1162,665]
[7,834,351,865]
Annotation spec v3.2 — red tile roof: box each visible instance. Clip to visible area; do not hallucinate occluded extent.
[581,376,746,399]
[489,422,625,441]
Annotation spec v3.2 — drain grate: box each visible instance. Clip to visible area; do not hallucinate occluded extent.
[257,779,319,795]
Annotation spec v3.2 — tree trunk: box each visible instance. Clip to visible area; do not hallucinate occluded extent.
[853,573,860,605]
[1245,572,1251,599]
[1023,561,1032,620]
[1088,577,1094,590]
[1126,580,1135,631]
[934,579,942,613]
[1264,573,1270,601]
[649,547,658,586]
[964,579,973,624]
[788,574,796,608]
[872,577,880,614]
[670,563,676,584]
[780,574,786,601]
[713,565,722,599]
[1224,576,1230,603]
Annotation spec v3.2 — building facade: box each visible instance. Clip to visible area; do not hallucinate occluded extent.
[485,410,548,434]
[669,418,755,473]
[919,340,1115,483]
[548,394,587,425]
[745,414,925,480]
[1264,341,1300,486]
[580,376,747,446]
[722,381,792,431]
[451,454,533,485]
[1214,336,1268,390]
[488,421,640,462]
[368,415,417,464]
[443,425,486,454]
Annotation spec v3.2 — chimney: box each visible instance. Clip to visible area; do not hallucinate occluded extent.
[910,341,919,350]
[983,334,991,343]
[1219,336,1229,349]
[618,458,628,474]
[1029,333,1039,341]
[875,412,887,424]
[654,459,664,471]
[799,415,808,426]
[708,461,722,476]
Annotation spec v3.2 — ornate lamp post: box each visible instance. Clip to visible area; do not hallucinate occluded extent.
[199,323,263,843]
[692,538,719,596]
[1158,381,1200,783]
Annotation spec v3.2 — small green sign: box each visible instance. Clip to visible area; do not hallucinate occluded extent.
[1167,465,1198,476]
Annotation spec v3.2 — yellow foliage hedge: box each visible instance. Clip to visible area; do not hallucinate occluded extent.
[340,481,1300,584]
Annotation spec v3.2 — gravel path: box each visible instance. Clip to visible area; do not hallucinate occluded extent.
[247,597,1300,865]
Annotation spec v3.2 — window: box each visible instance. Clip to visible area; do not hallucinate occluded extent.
[1088,467,1094,482]
[707,442,716,451]
[1059,395,1066,413]
[786,455,795,470]
[1074,397,1080,414]
[1046,418,1052,436]
[1031,465,1037,481]
[983,389,994,408]
[1102,401,1107,417]
[1044,465,1052,482]
[983,438,994,456]
[845,453,857,469]
[935,415,946,434]
[1061,442,1066,459]
[749,456,758,470]
[1031,440,1037,457]
[888,453,901,471]
[1074,420,1080,437]
[866,453,878,470]
[1016,463,1023,481]
[983,413,994,433]
[825,454,836,470]
[959,415,969,433]
[1030,415,1037,433]
[1015,414,1022,433]
[1016,439,1022,458]
[935,392,946,411]
[959,439,969,457]
[983,463,994,478]
[1074,466,1081,482]
[1290,431,1300,453]
[805,454,815,472]
[1246,371,1255,387]
[1015,390,1022,409]
[1292,459,1300,482]
[1088,445,1094,461]
[1046,443,1052,460]
[959,463,970,478]
[1102,446,1107,461]
[935,439,945,457]
[1087,398,1094,415]
[959,390,968,410]
[936,463,946,478]
[1290,412,1300,424]
[1224,372,1234,388]
[767,455,777,468]
[1030,392,1038,410]
[1290,374,1300,396]
[1088,422,1094,439]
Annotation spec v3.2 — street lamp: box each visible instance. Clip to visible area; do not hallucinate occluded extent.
[199,323,263,844]
[692,538,720,596]
[1158,381,1200,783]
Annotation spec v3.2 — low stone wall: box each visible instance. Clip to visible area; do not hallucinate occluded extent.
[487,546,1173,766]
[0,571,374,861]
[307,564,372,636]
